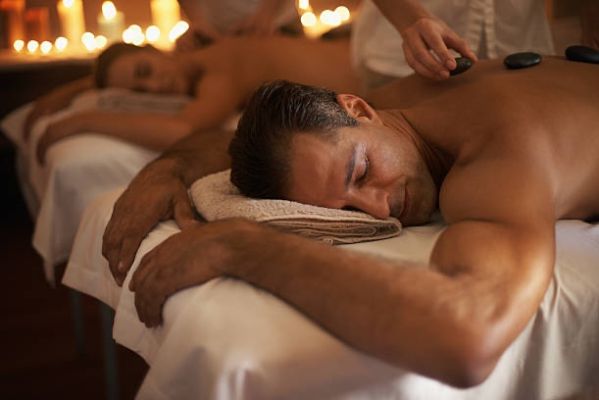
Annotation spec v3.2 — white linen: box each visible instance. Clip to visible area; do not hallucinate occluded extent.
[1,90,193,282]
[64,189,599,400]
[352,0,555,80]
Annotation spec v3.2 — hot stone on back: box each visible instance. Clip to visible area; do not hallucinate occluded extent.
[450,57,473,76]
[503,52,542,69]
[565,45,599,64]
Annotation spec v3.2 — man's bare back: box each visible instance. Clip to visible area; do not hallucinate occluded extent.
[373,57,599,221]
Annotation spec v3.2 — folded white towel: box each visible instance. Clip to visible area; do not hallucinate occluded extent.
[190,170,402,245]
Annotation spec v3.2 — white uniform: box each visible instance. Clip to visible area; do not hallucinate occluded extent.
[352,0,555,83]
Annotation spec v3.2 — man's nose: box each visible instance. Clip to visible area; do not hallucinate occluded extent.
[350,187,390,219]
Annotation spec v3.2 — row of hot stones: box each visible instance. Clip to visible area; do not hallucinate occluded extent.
[450,45,599,76]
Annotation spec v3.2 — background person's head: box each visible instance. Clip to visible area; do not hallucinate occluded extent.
[94,42,191,95]
[229,80,439,225]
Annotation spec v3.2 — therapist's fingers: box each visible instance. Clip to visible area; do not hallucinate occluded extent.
[404,33,448,79]
[403,43,439,80]
[421,28,456,71]
[115,236,145,285]
[443,30,478,63]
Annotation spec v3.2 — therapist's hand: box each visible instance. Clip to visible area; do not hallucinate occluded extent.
[102,158,199,287]
[129,218,257,327]
[400,16,477,80]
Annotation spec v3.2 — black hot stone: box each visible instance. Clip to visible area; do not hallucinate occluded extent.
[565,45,599,64]
[450,57,473,76]
[503,52,542,69]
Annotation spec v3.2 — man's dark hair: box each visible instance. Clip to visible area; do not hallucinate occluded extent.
[93,43,158,88]
[229,80,358,199]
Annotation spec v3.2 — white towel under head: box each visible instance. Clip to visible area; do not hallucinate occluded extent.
[190,170,402,245]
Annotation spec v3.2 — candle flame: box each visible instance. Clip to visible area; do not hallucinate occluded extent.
[40,41,53,54]
[63,0,74,8]
[168,21,189,42]
[27,40,39,53]
[145,26,161,43]
[13,39,25,52]
[95,35,108,50]
[102,1,117,20]
[319,9,342,27]
[55,37,68,52]
[298,0,310,11]
[300,12,317,27]
[335,6,350,22]
[82,32,96,52]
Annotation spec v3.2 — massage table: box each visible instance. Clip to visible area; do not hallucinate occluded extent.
[63,189,599,399]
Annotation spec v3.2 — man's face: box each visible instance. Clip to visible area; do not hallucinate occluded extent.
[106,50,190,95]
[285,123,438,226]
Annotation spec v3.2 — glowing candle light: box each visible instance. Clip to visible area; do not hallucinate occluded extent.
[300,11,317,27]
[95,35,108,49]
[27,40,39,53]
[150,0,181,49]
[298,0,310,11]
[320,10,342,27]
[98,1,125,43]
[40,40,53,54]
[55,36,68,52]
[168,20,189,43]
[145,25,161,43]
[81,31,96,52]
[335,6,350,22]
[13,39,25,53]
[57,0,85,50]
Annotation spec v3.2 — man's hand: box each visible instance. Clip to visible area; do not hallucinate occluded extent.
[129,218,256,327]
[102,158,198,286]
[400,16,477,80]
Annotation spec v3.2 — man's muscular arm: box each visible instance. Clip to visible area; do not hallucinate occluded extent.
[102,128,233,285]
[130,156,556,387]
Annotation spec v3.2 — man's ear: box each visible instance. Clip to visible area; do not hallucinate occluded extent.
[336,94,381,124]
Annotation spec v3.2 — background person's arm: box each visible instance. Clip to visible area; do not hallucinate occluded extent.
[36,74,243,163]
[370,0,477,80]
[24,76,94,141]
[102,128,234,286]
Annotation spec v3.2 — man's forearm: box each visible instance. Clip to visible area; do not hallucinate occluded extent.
[152,128,234,185]
[220,223,496,387]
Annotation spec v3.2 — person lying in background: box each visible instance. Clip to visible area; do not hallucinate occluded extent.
[175,0,300,50]
[103,57,599,386]
[26,36,360,164]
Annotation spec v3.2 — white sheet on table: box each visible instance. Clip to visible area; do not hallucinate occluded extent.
[63,190,599,400]
[0,90,201,283]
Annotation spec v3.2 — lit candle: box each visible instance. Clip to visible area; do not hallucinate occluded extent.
[57,0,85,51]
[95,35,108,50]
[335,6,351,22]
[168,20,189,43]
[145,25,161,43]
[40,40,53,54]
[55,36,68,52]
[81,31,96,52]
[320,10,341,27]
[27,40,39,54]
[298,0,310,11]
[97,1,124,44]
[13,39,25,53]
[150,0,181,49]
[2,0,25,48]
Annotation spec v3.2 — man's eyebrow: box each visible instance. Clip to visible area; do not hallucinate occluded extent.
[344,144,358,190]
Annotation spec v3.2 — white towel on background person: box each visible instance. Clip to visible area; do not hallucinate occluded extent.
[190,170,402,245]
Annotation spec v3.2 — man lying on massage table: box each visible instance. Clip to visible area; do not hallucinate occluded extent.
[24,36,360,163]
[102,57,599,387]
